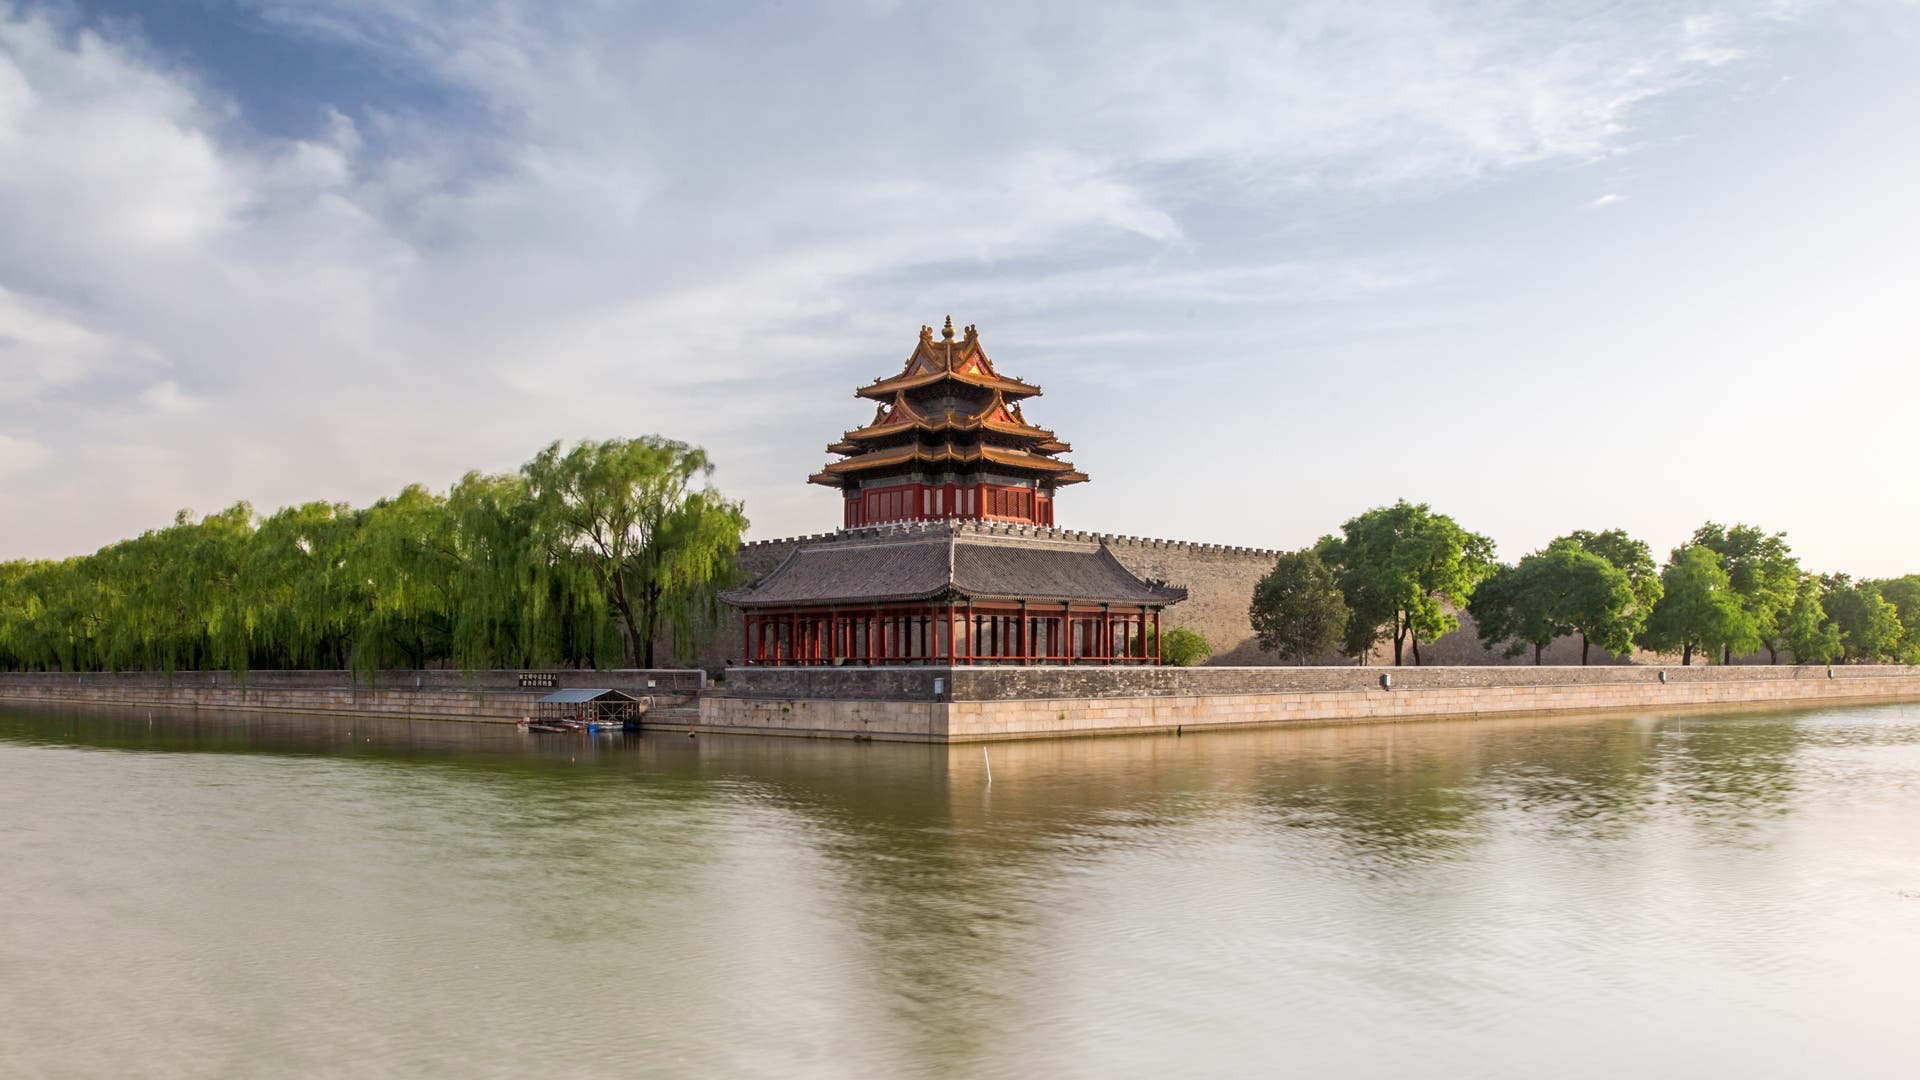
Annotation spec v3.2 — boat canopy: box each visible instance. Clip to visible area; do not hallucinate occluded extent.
[535,688,637,704]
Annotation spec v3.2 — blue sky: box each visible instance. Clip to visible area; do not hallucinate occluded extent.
[2,0,1916,575]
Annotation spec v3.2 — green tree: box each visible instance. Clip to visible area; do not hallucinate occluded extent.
[1249,548,1351,664]
[1690,523,1800,663]
[523,437,748,668]
[1820,576,1902,663]
[1469,544,1635,664]
[1153,626,1212,667]
[1780,579,1841,664]
[1469,562,1560,664]
[1317,500,1495,666]
[1867,575,1920,662]
[1640,546,1759,665]
[1556,528,1663,651]
[246,501,365,669]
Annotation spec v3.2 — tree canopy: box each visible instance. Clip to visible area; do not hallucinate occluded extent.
[524,438,747,668]
[1248,548,1350,664]
[1690,523,1800,663]
[1868,575,1920,663]
[1780,581,1841,665]
[0,438,747,675]
[1317,500,1495,666]
[1155,627,1213,667]
[1471,543,1635,664]
[1820,576,1902,663]
[1639,546,1760,665]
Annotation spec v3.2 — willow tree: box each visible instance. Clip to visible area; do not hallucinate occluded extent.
[245,501,364,669]
[92,505,255,675]
[349,485,461,670]
[443,470,543,670]
[523,437,747,668]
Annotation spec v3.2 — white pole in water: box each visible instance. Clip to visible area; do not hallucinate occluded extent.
[983,747,992,787]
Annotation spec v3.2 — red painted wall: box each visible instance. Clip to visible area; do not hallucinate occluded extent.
[846,482,1055,527]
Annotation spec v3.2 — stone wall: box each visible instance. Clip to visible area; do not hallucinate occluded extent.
[1098,534,1281,664]
[699,664,1920,742]
[0,668,708,724]
[720,662,1895,701]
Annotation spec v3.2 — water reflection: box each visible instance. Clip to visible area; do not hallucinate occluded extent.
[4,702,1920,1079]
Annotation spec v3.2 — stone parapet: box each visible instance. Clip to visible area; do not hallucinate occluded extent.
[0,668,709,724]
[698,664,1920,742]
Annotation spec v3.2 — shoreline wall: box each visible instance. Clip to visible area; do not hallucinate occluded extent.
[0,668,706,725]
[698,664,1920,742]
[14,665,1914,743]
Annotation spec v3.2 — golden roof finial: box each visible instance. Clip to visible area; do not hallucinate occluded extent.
[941,315,955,340]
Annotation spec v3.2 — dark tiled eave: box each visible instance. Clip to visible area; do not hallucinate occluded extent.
[723,528,1187,610]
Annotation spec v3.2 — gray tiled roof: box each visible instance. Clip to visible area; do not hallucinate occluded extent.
[724,527,1187,608]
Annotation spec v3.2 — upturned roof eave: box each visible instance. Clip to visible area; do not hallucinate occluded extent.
[854,369,1042,401]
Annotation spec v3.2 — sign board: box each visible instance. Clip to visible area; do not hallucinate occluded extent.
[518,672,558,689]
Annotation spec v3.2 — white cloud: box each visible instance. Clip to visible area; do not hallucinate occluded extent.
[0,432,48,478]
[0,0,1816,557]
[1583,193,1627,209]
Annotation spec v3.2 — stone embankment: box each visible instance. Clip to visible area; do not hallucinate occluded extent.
[13,665,1917,745]
[0,669,706,725]
[699,664,1920,742]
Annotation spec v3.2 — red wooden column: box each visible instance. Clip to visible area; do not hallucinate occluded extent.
[1152,610,1162,664]
[964,602,975,665]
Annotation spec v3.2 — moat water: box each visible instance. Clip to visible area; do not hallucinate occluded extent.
[3,702,1918,1079]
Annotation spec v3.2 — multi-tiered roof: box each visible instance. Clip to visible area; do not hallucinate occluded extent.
[723,319,1186,667]
[808,317,1088,492]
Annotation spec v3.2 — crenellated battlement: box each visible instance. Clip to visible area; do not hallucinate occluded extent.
[742,520,1285,559]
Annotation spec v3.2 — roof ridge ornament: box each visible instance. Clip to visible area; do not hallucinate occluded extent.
[941,315,955,341]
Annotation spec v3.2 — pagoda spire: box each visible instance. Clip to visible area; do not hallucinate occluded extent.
[809,319,1088,528]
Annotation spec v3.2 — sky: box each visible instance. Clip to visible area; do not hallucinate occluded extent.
[1,0,1916,575]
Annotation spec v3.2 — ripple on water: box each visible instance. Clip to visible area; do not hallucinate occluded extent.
[3,702,1920,1078]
